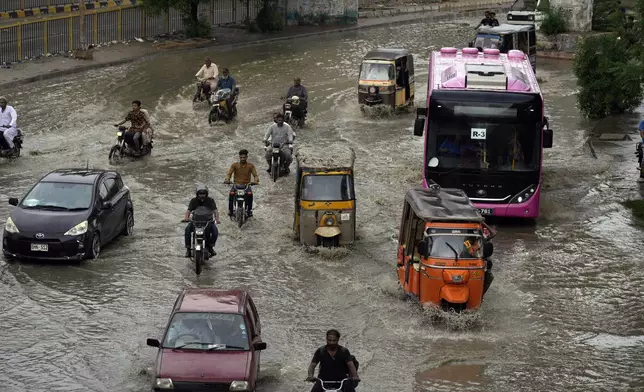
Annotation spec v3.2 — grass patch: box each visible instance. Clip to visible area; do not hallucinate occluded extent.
[623,199,644,225]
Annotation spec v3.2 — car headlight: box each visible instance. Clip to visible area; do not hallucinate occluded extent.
[154,378,174,389]
[64,220,88,236]
[5,217,19,233]
[230,381,250,391]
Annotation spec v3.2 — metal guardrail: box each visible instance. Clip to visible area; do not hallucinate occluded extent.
[0,0,261,62]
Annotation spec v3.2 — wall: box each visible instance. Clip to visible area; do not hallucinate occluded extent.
[286,0,359,25]
[549,0,593,31]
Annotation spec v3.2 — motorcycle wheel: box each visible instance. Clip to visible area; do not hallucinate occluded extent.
[208,108,219,125]
[195,249,204,275]
[236,207,243,228]
[108,145,122,164]
[298,118,305,128]
[272,159,279,182]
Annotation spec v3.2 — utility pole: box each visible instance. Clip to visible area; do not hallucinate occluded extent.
[79,0,86,50]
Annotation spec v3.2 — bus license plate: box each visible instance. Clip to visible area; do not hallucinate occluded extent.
[31,243,48,252]
[478,208,493,216]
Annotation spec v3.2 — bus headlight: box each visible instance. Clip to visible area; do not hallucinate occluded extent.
[510,184,537,204]
[154,378,174,389]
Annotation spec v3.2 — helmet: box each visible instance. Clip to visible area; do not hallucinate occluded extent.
[196,184,209,197]
[291,96,300,105]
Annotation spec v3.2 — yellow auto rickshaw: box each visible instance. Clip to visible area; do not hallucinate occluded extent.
[293,145,356,247]
[358,48,415,109]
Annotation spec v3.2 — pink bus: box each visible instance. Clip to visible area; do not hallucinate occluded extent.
[413,47,553,219]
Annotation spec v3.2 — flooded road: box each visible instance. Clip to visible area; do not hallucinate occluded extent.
[1,18,644,392]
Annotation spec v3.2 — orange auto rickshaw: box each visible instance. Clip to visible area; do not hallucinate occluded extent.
[396,186,496,312]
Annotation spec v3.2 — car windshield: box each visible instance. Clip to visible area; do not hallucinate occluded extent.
[301,174,354,201]
[474,34,502,49]
[360,62,394,81]
[429,235,483,259]
[162,312,249,350]
[21,182,93,210]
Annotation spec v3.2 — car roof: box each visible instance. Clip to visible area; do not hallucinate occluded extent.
[176,288,247,313]
[364,48,411,60]
[40,169,116,184]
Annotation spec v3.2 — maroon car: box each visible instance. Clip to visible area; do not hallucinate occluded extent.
[146,288,267,392]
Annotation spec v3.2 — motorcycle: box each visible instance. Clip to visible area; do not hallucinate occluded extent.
[283,95,306,128]
[226,182,257,228]
[266,142,293,182]
[183,206,215,275]
[108,125,153,164]
[208,87,239,125]
[194,78,218,104]
[0,126,23,158]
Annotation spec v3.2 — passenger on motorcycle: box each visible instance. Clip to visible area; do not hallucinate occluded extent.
[0,96,18,151]
[224,149,260,218]
[285,77,308,112]
[306,329,360,392]
[215,68,237,118]
[114,100,150,156]
[263,113,295,173]
[182,184,221,257]
[194,56,219,102]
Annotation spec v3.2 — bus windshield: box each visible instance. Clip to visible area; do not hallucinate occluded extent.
[427,99,542,173]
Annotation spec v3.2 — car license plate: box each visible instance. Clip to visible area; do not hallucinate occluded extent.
[478,208,493,215]
[31,243,48,252]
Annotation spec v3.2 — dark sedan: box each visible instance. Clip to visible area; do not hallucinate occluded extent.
[3,169,134,261]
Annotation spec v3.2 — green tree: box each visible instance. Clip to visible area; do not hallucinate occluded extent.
[143,0,211,37]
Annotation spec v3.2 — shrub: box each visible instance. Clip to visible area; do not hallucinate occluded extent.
[592,0,622,31]
[573,33,644,118]
[254,0,285,32]
[183,16,211,38]
[540,6,569,35]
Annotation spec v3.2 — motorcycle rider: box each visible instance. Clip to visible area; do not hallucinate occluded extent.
[114,100,149,156]
[638,119,644,183]
[182,184,220,257]
[224,149,260,218]
[215,68,237,119]
[263,113,295,173]
[306,329,359,392]
[285,77,308,113]
[194,56,219,102]
[0,96,18,153]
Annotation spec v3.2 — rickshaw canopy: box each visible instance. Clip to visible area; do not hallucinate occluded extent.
[295,144,356,172]
[477,23,534,35]
[363,48,412,61]
[404,186,485,223]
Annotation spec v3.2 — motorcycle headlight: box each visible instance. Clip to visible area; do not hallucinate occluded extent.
[195,228,204,235]
[5,217,19,233]
[116,131,123,137]
[154,378,174,389]
[230,381,249,391]
[64,220,88,236]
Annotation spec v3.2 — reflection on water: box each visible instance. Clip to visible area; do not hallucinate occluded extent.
[0,18,643,392]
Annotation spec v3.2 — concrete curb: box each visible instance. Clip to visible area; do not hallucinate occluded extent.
[0,3,511,90]
[537,51,575,60]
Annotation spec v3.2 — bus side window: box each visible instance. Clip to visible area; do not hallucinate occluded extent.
[517,32,527,52]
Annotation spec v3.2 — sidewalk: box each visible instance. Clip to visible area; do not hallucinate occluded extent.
[0,0,511,89]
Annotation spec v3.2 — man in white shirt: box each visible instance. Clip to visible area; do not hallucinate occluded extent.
[0,96,18,150]
[193,56,219,102]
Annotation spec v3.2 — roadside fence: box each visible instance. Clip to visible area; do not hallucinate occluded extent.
[0,0,262,63]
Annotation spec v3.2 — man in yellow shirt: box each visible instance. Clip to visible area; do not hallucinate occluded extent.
[224,149,260,217]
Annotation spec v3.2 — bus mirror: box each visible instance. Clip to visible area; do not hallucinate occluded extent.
[414,118,425,136]
[543,128,553,148]
[428,157,439,167]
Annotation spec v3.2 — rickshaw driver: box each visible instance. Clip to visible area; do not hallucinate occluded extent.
[462,237,482,258]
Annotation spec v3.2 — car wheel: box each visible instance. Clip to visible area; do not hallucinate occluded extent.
[89,232,101,260]
[121,209,134,236]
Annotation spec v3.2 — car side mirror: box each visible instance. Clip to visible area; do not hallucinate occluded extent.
[146,338,160,348]
[253,341,267,351]
[543,117,553,148]
[8,197,18,206]
[483,242,494,258]
[417,239,429,257]
[102,201,113,210]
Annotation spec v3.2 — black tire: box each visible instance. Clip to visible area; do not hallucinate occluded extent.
[195,249,203,275]
[208,108,218,125]
[121,209,134,236]
[236,207,243,228]
[271,159,278,182]
[298,118,305,128]
[12,147,20,158]
[321,236,336,248]
[108,145,122,164]
[88,232,101,260]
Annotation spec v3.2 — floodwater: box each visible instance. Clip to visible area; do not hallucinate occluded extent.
[1,17,644,392]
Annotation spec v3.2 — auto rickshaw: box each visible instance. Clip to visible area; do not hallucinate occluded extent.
[358,48,415,109]
[293,145,356,247]
[396,186,496,312]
